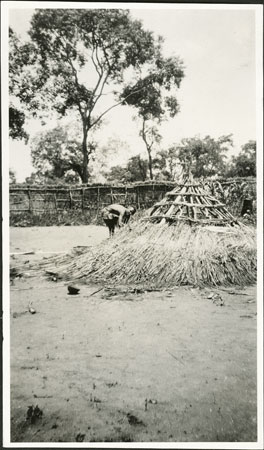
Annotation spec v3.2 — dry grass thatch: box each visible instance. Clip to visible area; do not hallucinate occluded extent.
[39,220,257,288]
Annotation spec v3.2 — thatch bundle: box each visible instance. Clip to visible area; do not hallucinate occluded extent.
[40,220,256,288]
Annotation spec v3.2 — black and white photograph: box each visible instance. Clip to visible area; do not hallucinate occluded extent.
[1,1,263,447]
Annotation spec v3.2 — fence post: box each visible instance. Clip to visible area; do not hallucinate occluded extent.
[54,193,57,212]
[81,187,85,210]
[69,189,73,209]
[96,187,100,220]
[27,188,33,213]
[137,186,140,210]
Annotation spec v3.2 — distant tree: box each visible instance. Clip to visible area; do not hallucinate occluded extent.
[88,137,128,182]
[120,55,184,179]
[154,147,182,181]
[30,125,96,183]
[24,173,44,185]
[105,165,129,183]
[9,169,17,184]
[126,155,148,182]
[25,171,81,185]
[10,9,175,182]
[105,155,148,183]
[227,140,256,177]
[171,135,233,178]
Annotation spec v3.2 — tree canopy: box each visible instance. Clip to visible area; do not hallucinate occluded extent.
[120,55,184,120]
[9,27,30,142]
[105,155,148,183]
[170,135,233,179]
[30,125,95,183]
[227,140,256,177]
[10,9,179,182]
[9,105,28,142]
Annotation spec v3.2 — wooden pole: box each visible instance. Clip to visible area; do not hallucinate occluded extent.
[69,189,73,209]
[54,193,57,212]
[27,188,33,213]
[125,186,127,205]
[96,187,100,220]
[82,188,85,210]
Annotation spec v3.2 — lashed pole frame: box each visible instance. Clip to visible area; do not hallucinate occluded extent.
[147,181,236,226]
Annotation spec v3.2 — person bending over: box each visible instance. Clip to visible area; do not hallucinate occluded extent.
[101,203,136,237]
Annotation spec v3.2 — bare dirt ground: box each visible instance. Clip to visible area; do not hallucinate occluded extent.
[9,226,257,443]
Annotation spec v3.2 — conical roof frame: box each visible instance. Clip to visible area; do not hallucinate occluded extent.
[145,174,237,226]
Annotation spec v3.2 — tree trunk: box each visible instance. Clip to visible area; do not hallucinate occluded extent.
[138,160,147,181]
[82,127,89,183]
[70,163,84,182]
[148,149,153,180]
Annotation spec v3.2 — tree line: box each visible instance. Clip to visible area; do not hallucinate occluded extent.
[105,137,256,183]
[9,127,256,184]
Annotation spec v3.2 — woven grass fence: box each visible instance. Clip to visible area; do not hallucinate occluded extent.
[9,178,256,223]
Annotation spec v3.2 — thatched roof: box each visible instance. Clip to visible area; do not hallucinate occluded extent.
[145,176,237,226]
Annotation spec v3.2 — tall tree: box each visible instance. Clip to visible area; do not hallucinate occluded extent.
[10,9,170,182]
[120,55,184,179]
[140,122,161,180]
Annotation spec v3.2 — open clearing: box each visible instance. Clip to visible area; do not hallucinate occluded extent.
[9,226,257,443]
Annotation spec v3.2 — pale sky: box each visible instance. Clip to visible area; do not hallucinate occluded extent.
[7,4,258,181]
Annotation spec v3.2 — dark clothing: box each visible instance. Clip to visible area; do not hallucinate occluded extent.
[101,204,134,236]
[103,217,118,236]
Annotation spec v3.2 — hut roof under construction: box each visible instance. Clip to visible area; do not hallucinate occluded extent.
[145,177,236,226]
